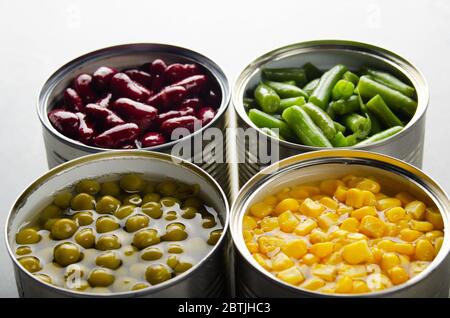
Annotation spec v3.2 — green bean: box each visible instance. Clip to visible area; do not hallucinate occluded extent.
[331,132,347,147]
[356,91,382,135]
[343,71,360,85]
[328,95,359,115]
[303,78,320,96]
[254,83,280,114]
[356,75,417,118]
[345,134,358,146]
[334,121,346,134]
[260,127,285,141]
[264,80,309,99]
[243,97,256,111]
[248,109,295,140]
[309,64,348,109]
[356,126,403,146]
[282,106,332,147]
[302,62,323,81]
[262,67,307,86]
[342,113,371,139]
[331,80,355,101]
[366,95,403,128]
[299,103,336,140]
[283,80,297,86]
[362,67,415,97]
[278,96,306,113]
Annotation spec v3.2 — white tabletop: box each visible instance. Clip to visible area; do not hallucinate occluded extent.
[1,0,449,297]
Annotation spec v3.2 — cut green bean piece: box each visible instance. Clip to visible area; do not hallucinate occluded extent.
[343,71,360,85]
[299,103,336,140]
[309,64,348,109]
[356,91,382,135]
[331,131,347,147]
[334,121,346,134]
[366,95,403,128]
[283,80,297,86]
[262,68,307,86]
[303,78,320,96]
[248,109,295,141]
[331,80,355,101]
[362,67,415,97]
[357,126,403,146]
[328,95,359,115]
[342,113,371,139]
[243,97,256,111]
[254,83,280,114]
[278,96,306,113]
[264,80,309,99]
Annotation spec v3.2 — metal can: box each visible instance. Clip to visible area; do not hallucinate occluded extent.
[5,151,229,297]
[37,43,231,196]
[230,150,450,298]
[233,40,429,187]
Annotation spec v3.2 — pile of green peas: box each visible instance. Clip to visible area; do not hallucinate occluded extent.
[14,174,223,294]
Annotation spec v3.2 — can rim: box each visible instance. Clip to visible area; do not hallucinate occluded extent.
[37,42,231,153]
[5,150,230,297]
[232,39,429,150]
[231,149,450,297]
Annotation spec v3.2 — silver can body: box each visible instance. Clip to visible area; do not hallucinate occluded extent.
[230,150,450,298]
[233,40,429,187]
[38,43,231,196]
[5,151,229,298]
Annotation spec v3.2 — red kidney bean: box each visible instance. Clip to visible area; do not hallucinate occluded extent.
[94,123,140,148]
[76,112,95,144]
[110,73,151,102]
[197,107,216,125]
[96,93,113,108]
[112,98,158,131]
[48,109,80,137]
[160,115,201,135]
[85,103,125,128]
[170,75,207,95]
[178,98,203,110]
[124,69,152,88]
[156,106,195,126]
[120,143,137,149]
[93,66,117,91]
[64,88,84,112]
[150,59,167,91]
[141,132,166,148]
[165,63,200,84]
[202,88,221,107]
[147,86,187,110]
[74,74,97,103]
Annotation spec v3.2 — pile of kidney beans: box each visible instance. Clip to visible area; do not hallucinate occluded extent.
[47,59,221,148]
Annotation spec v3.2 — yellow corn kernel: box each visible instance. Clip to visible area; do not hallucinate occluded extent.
[356,178,380,194]
[337,205,353,215]
[385,222,399,237]
[398,254,410,266]
[341,174,358,185]
[338,265,367,278]
[353,280,370,293]
[310,242,334,258]
[425,230,444,240]
[294,219,317,236]
[289,187,309,200]
[330,229,349,240]
[309,229,329,244]
[409,261,429,277]
[243,215,258,231]
[260,217,279,232]
[324,252,343,265]
[415,239,435,261]
[335,276,353,293]
[320,179,345,196]
[397,219,410,231]
[370,247,383,264]
[271,252,295,271]
[311,264,337,282]
[362,190,377,206]
[351,206,377,221]
[253,253,272,270]
[388,266,409,285]
[342,240,372,265]
[249,202,273,218]
[425,207,444,230]
[276,266,304,285]
[394,242,415,256]
[242,229,253,242]
[312,194,326,201]
[366,273,392,291]
[346,232,368,241]
[385,207,406,223]
[277,211,300,233]
[395,192,415,206]
[381,252,400,271]
[317,212,339,230]
[300,277,325,291]
[359,215,386,238]
[254,228,264,235]
[399,228,423,242]
[302,253,319,265]
[246,241,259,253]
[404,200,426,220]
[263,195,278,206]
[377,239,396,252]
[334,186,348,203]
[282,239,308,259]
[319,197,339,210]
[299,198,325,218]
[376,198,402,211]
[340,217,360,232]
[257,236,285,255]
[410,220,434,232]
[275,188,291,201]
[435,237,444,253]
[345,188,366,208]
[274,198,300,216]
[375,193,388,200]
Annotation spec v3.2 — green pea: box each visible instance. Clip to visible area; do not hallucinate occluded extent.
[95,216,120,233]
[53,192,73,209]
[88,268,115,287]
[207,229,223,246]
[74,228,96,249]
[39,205,62,224]
[156,181,177,196]
[181,207,197,219]
[202,216,217,229]
[71,193,95,211]
[124,246,137,256]
[165,211,177,221]
[51,218,78,240]
[160,197,180,208]
[34,273,52,284]
[183,197,203,210]
[113,204,134,219]
[18,256,41,273]
[16,228,41,245]
[72,211,94,226]
[96,195,121,214]
[141,247,163,261]
[174,261,193,274]
[100,181,121,197]
[142,193,161,204]
[166,255,179,269]
[43,218,60,231]
[143,183,156,194]
[132,282,149,290]
[162,223,188,241]
[145,264,171,285]
[16,246,32,256]
[132,229,160,250]
[76,179,101,195]
[95,251,122,270]
[167,244,183,254]
[120,174,145,193]
[96,235,121,251]
[125,214,149,232]
[53,242,81,267]
[141,202,163,219]
[123,194,142,206]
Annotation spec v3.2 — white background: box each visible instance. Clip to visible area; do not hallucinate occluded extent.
[1,0,449,297]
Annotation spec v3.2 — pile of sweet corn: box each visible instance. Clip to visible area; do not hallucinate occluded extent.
[243,175,444,294]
